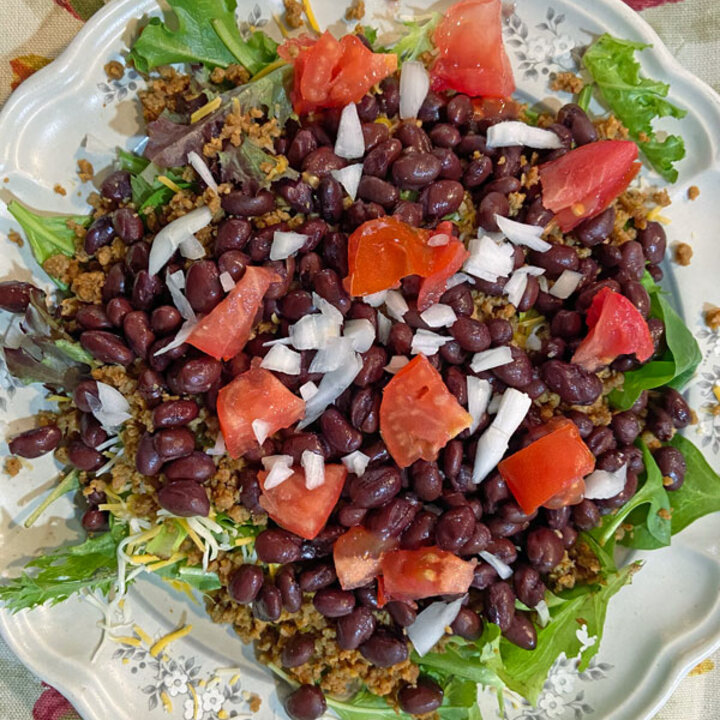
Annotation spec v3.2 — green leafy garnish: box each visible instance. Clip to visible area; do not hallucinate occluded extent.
[576,83,593,112]
[145,521,188,558]
[155,562,222,591]
[24,471,79,529]
[583,34,687,182]
[227,64,294,126]
[219,139,298,187]
[130,167,191,214]
[0,523,127,612]
[666,434,720,535]
[7,200,90,288]
[358,26,379,49]
[388,13,442,63]
[499,564,638,703]
[128,0,278,75]
[117,148,151,175]
[610,272,701,410]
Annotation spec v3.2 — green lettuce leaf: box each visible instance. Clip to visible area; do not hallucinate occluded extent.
[583,34,687,182]
[666,434,720,535]
[155,562,222,591]
[24,471,79,529]
[145,521,188,558]
[326,688,412,720]
[0,522,127,612]
[7,200,90,288]
[117,148,151,175]
[227,64,294,126]
[128,0,277,75]
[130,167,191,214]
[218,140,298,188]
[498,563,639,703]
[610,272,701,410]
[388,13,442,63]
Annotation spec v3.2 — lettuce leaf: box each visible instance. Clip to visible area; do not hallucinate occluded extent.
[389,13,442,63]
[583,34,687,182]
[610,272,701,410]
[7,200,90,289]
[155,562,222,591]
[128,0,277,75]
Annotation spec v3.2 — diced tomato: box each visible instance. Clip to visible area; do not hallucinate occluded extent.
[380,355,472,468]
[539,141,641,232]
[380,547,476,601]
[217,367,305,459]
[471,97,521,120]
[571,287,654,371]
[277,34,316,61]
[187,266,280,361]
[345,217,469,310]
[284,32,397,115]
[259,464,346,540]
[431,0,515,98]
[333,526,399,590]
[498,418,596,514]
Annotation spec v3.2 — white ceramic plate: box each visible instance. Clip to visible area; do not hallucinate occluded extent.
[1,1,720,719]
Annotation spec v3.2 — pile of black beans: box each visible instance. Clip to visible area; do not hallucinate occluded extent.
[0,75,691,720]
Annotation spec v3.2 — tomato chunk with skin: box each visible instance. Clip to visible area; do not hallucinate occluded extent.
[334,526,399,590]
[259,465,346,540]
[380,355,472,468]
[282,32,397,115]
[431,0,515,98]
[187,266,280,361]
[217,367,305,459]
[539,141,641,232]
[345,217,469,310]
[499,418,596,515]
[380,547,476,602]
[572,287,654,371]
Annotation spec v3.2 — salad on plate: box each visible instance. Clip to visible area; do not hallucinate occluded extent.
[1,0,719,718]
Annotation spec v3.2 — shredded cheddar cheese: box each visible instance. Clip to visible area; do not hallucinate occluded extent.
[190,96,222,124]
[149,624,193,657]
[302,0,321,33]
[157,176,182,193]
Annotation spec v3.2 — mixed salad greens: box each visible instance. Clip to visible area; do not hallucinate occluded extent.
[1,1,718,719]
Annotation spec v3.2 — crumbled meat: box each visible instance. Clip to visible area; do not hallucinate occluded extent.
[345,0,366,21]
[71,271,105,304]
[705,306,720,331]
[43,254,80,286]
[508,191,526,216]
[211,65,250,86]
[77,159,94,182]
[7,230,23,247]
[674,242,693,266]
[284,0,304,28]
[4,457,22,476]
[53,184,67,196]
[138,68,193,122]
[594,115,629,140]
[104,61,124,80]
[550,72,584,94]
[688,185,700,201]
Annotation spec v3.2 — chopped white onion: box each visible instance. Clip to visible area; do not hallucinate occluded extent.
[411,329,451,355]
[270,231,308,261]
[298,353,363,429]
[252,419,272,446]
[299,381,319,401]
[331,164,363,201]
[88,382,131,430]
[446,272,474,289]
[309,336,355,373]
[538,275,549,293]
[153,319,196,356]
[526,325,543,352]
[207,432,226,456]
[178,234,206,260]
[549,270,584,299]
[472,389,531,483]
[467,377,492,434]
[261,455,295,489]
[584,464,628,500]
[495,215,552,253]
[486,121,564,150]
[261,344,302,375]
[420,303,457,329]
[302,450,325,490]
[470,346,513,373]
[342,450,370,477]
[165,269,196,321]
[535,599,551,628]
[407,597,464,657]
[363,290,389,308]
[428,233,450,247]
[343,319,376,353]
[487,393,501,415]
[148,206,213,275]
[479,550,514,580]
[504,270,529,309]
[187,150,218,193]
[385,356,410,374]
[376,311,391,345]
[290,314,341,350]
[264,336,294,347]
[385,290,409,322]
[313,292,345,325]
[219,271,236,293]
[463,235,515,282]
[399,61,430,120]
[517,265,546,276]
[334,103,365,159]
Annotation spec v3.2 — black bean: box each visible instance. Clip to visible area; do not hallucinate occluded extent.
[663,388,691,428]
[484,176,522,196]
[136,432,164,475]
[647,406,675,442]
[611,411,640,445]
[391,200,423,226]
[284,685,326,720]
[460,522,491,555]
[84,215,115,255]
[359,629,408,667]
[551,310,583,338]
[336,606,376,650]
[400,511,437,549]
[463,156,493,188]
[303,147,346,176]
[472,562,499,590]
[313,588,355,618]
[113,208,144,243]
[322,232,349,277]
[320,408,362,454]
[399,678,444,715]
[106,297,132,327]
[418,91,446,122]
[573,207,615,247]
[82,509,109,533]
[281,633,314,668]
[123,310,155,359]
[101,170,131,202]
[451,607,483,640]
[354,345,387,388]
[222,189,275,216]
[80,331,134,366]
[513,565,546,607]
[492,347,533,388]
[573,499,601,530]
[541,360,603,405]
[653,446,686,491]
[228,564,264,603]
[420,180,464,219]
[430,123,461,148]
[586,426,616,456]
[622,280,651,317]
[526,527,564,573]
[9,425,62,458]
[276,565,302,612]
[558,103,597,145]
[412,461,443,501]
[484,581,515,631]
[638,221,667,264]
[486,318,512,347]
[366,497,418,538]
[299,564,337,593]
[477,192,509,231]
[435,506,476,552]
[391,152,442,189]
[167,356,222,395]
[255,529,302,563]
[101,263,128,303]
[0,281,37,313]
[362,123,389,152]
[314,268,351,315]
[156,479,209,516]
[357,175,399,209]
[164,452,215,481]
[254,584,283,621]
[153,427,195,461]
[447,94,473,126]
[524,197,554,227]
[503,612,537,650]
[530,245,579,277]
[618,240,645,281]
[432,147,463,181]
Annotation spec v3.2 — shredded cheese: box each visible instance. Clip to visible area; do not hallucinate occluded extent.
[109,635,141,647]
[647,205,671,224]
[187,683,201,720]
[149,624,193,657]
[190,95,222,124]
[273,13,290,37]
[133,624,153,646]
[130,553,161,564]
[145,553,185,573]
[177,518,205,553]
[250,58,288,82]
[302,0,321,33]
[160,691,173,713]
[157,176,182,193]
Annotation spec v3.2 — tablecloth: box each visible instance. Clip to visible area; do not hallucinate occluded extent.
[0,1,718,718]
